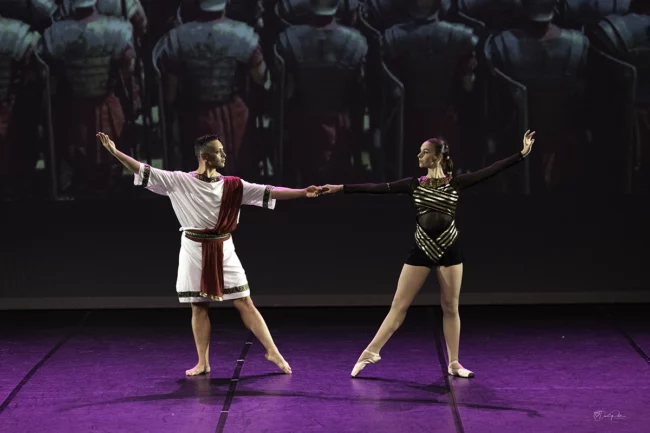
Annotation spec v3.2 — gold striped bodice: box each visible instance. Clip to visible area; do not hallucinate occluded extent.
[413,182,459,218]
[412,183,459,263]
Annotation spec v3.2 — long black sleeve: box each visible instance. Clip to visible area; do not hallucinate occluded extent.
[451,152,524,191]
[343,177,415,194]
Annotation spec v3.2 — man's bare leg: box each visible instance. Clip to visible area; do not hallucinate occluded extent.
[233,297,292,374]
[186,302,211,376]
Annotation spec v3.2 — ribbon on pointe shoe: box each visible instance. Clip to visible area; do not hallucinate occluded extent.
[351,350,381,377]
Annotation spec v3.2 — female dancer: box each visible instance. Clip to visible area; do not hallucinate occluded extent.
[323,130,535,378]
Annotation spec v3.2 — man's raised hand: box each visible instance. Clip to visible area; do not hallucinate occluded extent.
[96,132,117,155]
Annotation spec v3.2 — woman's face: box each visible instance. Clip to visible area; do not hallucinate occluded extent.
[418,141,439,169]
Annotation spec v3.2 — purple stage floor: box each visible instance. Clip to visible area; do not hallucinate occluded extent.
[1,305,648,433]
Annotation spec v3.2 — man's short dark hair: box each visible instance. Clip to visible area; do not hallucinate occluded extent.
[194,134,220,159]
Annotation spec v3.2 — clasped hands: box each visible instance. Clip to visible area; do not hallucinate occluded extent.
[304,184,343,198]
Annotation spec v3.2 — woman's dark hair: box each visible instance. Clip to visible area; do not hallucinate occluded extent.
[194,134,220,159]
[425,137,453,175]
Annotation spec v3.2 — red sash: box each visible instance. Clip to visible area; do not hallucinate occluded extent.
[186,176,243,300]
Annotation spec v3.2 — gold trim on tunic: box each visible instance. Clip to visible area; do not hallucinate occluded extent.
[177,284,250,302]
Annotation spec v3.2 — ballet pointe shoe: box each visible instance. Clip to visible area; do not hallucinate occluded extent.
[447,361,474,378]
[351,349,381,377]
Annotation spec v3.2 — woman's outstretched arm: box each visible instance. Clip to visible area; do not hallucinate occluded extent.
[323,178,415,195]
[452,130,535,191]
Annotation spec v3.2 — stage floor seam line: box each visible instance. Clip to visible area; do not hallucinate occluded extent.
[431,307,465,433]
[215,331,254,433]
[0,311,92,416]
[598,306,650,367]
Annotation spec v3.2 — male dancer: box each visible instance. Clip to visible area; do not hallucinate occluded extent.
[97,132,321,375]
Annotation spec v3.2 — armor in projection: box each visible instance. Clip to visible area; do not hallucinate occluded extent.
[276,24,367,116]
[155,19,258,104]
[154,15,261,172]
[590,13,649,103]
[589,12,650,190]
[362,0,410,31]
[383,18,477,175]
[173,0,260,27]
[361,0,452,30]
[0,0,57,30]
[490,28,588,132]
[279,0,359,25]
[59,0,138,19]
[0,16,41,191]
[41,16,133,97]
[489,26,589,190]
[58,0,147,33]
[457,0,523,31]
[0,17,40,101]
[275,23,367,184]
[384,20,477,112]
[559,0,631,29]
[226,0,262,25]
[40,14,134,194]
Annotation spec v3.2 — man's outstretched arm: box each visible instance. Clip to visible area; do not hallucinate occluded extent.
[97,132,140,174]
[270,186,321,200]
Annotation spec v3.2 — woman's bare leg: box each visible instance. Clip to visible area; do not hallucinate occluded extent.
[437,264,474,378]
[351,264,431,377]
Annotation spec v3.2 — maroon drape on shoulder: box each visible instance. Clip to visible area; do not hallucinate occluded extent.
[190,176,243,299]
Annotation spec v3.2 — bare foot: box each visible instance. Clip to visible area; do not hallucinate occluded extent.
[448,361,474,378]
[185,363,211,376]
[265,351,292,374]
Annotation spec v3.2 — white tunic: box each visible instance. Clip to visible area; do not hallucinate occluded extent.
[134,164,276,302]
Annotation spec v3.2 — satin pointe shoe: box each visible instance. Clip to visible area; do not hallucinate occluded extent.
[351,349,381,377]
[448,361,475,378]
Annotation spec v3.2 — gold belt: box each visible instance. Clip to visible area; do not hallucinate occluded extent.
[184,231,230,240]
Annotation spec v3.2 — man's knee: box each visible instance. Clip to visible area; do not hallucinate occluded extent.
[191,302,209,316]
[233,296,254,311]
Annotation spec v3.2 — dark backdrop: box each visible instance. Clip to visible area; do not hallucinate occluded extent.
[1,1,649,310]
[2,181,648,309]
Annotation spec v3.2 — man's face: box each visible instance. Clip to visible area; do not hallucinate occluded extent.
[202,140,226,169]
